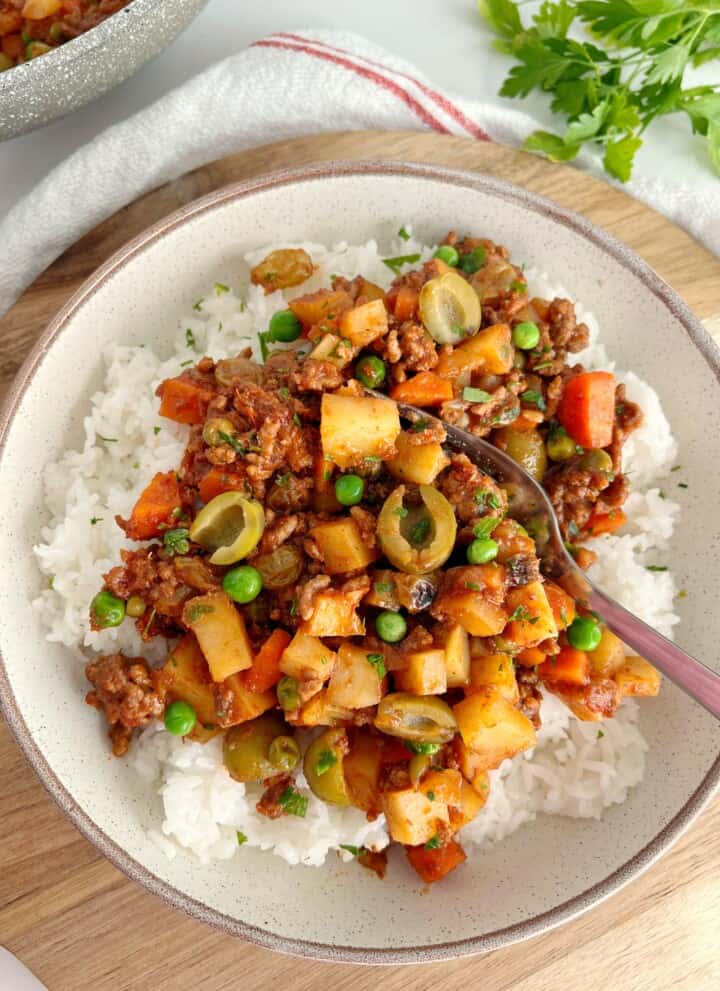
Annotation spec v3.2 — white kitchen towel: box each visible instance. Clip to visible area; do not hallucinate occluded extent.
[1,28,719,318]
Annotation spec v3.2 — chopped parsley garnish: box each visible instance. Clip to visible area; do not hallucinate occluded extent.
[185,328,196,347]
[289,598,298,618]
[393,505,409,518]
[366,652,387,678]
[410,418,429,433]
[410,516,431,546]
[475,488,501,510]
[678,482,688,489]
[646,565,668,572]
[192,299,204,312]
[398,226,411,241]
[315,750,338,777]
[532,360,554,371]
[279,786,308,818]
[509,280,527,293]
[215,282,230,295]
[597,730,605,740]
[374,581,396,596]
[186,603,214,623]
[279,387,290,400]
[96,434,117,443]
[671,465,682,472]
[382,253,421,274]
[236,831,248,845]
[340,844,363,857]
[179,360,193,367]
[509,604,537,624]
[426,791,436,801]
[520,389,546,411]
[90,516,103,525]
[424,834,442,850]
[465,582,482,591]
[293,413,302,428]
[218,431,246,456]
[258,331,271,362]
[462,386,493,404]
[473,517,499,540]
[153,426,161,435]
[405,741,441,755]
[276,471,294,486]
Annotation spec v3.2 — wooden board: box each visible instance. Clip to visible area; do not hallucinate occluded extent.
[1,132,719,991]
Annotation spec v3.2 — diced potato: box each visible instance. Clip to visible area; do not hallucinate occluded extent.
[436,324,513,379]
[320,393,400,469]
[345,730,383,816]
[340,298,389,348]
[300,590,365,637]
[182,590,253,683]
[544,581,576,631]
[326,642,385,710]
[279,631,336,682]
[364,569,402,610]
[449,779,489,831]
[309,517,379,574]
[383,787,449,846]
[159,634,217,727]
[291,688,354,727]
[434,623,470,687]
[219,673,276,725]
[394,648,447,695]
[504,580,558,647]
[431,565,508,636]
[288,288,353,330]
[614,656,661,698]
[453,689,536,772]
[386,431,450,485]
[588,626,626,678]
[455,739,493,796]
[358,278,386,302]
[309,333,350,367]
[466,653,518,704]
[419,768,463,808]
[553,678,619,722]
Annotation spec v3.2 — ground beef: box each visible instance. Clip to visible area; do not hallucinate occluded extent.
[85,654,165,757]
[297,574,331,621]
[543,460,613,538]
[261,350,300,391]
[256,774,293,820]
[293,358,344,392]
[504,554,541,589]
[256,512,300,555]
[516,666,543,728]
[404,417,446,445]
[396,322,439,373]
[547,298,589,354]
[437,454,507,525]
[103,549,219,625]
[350,505,378,549]
[609,384,643,472]
[266,473,313,513]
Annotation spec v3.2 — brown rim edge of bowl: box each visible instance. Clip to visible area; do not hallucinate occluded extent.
[1,159,719,966]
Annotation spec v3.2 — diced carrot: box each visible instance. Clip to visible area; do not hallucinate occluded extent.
[516,646,547,668]
[393,286,419,322]
[557,371,616,449]
[538,645,590,686]
[544,581,576,630]
[158,376,214,425]
[390,371,453,408]
[288,288,353,331]
[124,471,181,541]
[512,411,544,432]
[585,508,627,537]
[406,839,467,884]
[2,34,23,59]
[0,11,22,34]
[243,629,292,693]
[198,467,245,505]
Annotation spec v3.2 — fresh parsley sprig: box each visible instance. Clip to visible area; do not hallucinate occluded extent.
[479,0,720,180]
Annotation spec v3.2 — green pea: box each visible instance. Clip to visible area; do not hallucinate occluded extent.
[268,735,301,771]
[547,426,577,462]
[567,616,602,652]
[335,474,365,506]
[222,565,263,604]
[126,595,147,619]
[512,321,540,350]
[466,538,499,565]
[91,590,125,628]
[277,675,300,712]
[164,700,197,736]
[458,246,486,274]
[579,449,613,474]
[355,355,387,389]
[268,310,302,343]
[376,610,407,643]
[434,245,460,267]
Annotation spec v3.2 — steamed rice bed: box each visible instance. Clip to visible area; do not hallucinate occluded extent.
[33,231,680,870]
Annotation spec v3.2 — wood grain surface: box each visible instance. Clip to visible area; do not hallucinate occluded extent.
[1,132,719,991]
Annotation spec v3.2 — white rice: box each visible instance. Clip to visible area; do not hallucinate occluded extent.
[33,233,680,867]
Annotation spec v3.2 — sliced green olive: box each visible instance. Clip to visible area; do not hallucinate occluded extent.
[377,485,457,575]
[418,271,481,344]
[268,735,301,772]
[202,417,237,446]
[253,544,303,590]
[495,427,548,481]
[374,693,457,743]
[223,713,289,783]
[409,753,432,787]
[189,491,264,565]
[303,728,351,806]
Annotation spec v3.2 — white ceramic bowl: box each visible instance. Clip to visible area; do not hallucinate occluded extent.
[1,161,719,963]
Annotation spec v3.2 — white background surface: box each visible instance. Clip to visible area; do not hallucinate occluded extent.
[0,0,718,224]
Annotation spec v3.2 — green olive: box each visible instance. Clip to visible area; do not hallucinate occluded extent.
[303,728,351,806]
[579,449,614,474]
[495,427,548,481]
[25,41,51,59]
[374,693,457,743]
[419,271,481,344]
[202,417,237,446]
[223,713,289,783]
[189,491,264,565]
[377,485,457,575]
[409,753,432,787]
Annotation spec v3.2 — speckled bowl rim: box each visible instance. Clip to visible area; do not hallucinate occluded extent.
[1,159,719,965]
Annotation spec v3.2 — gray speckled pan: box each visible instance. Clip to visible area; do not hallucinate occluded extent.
[0,0,209,141]
[1,161,719,963]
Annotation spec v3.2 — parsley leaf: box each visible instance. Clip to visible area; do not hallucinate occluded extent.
[382,253,421,274]
[424,834,442,850]
[279,786,308,818]
[163,528,190,556]
[463,386,493,403]
[520,388,547,411]
[366,652,387,678]
[315,750,338,776]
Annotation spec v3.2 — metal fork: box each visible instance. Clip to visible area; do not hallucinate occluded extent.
[385,395,720,720]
